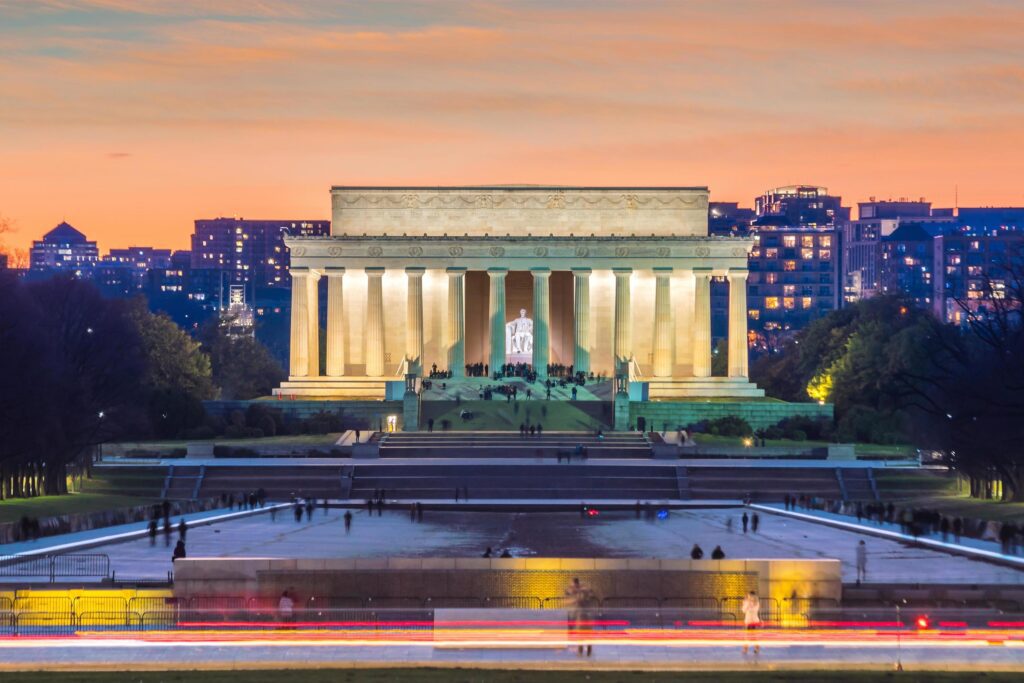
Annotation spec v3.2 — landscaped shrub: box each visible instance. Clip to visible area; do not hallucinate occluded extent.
[772,415,835,441]
[690,416,753,437]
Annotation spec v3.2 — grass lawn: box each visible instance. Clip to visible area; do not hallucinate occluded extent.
[0,671,1016,683]
[874,470,1024,522]
[0,470,164,525]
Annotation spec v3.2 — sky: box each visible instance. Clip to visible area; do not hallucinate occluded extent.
[2,0,1024,255]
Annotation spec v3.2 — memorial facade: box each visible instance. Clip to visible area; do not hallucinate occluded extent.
[274,186,763,399]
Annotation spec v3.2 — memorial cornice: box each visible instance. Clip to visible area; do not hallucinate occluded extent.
[286,234,752,270]
[331,187,709,211]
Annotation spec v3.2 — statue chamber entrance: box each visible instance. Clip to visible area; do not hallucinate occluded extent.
[465,270,574,370]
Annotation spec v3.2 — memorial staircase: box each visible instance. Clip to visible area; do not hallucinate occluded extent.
[377,431,651,459]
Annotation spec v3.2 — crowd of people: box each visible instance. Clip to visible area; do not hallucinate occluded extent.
[784,494,1024,555]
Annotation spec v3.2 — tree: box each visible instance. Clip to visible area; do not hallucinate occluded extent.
[0,275,145,496]
[127,298,216,438]
[750,296,931,443]
[200,317,286,400]
[897,255,1024,500]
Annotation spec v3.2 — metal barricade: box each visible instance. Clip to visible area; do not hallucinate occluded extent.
[424,597,483,608]
[0,554,110,581]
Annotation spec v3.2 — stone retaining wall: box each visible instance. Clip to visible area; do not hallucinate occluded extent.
[631,401,833,431]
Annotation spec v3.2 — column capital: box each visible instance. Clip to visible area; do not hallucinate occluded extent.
[365,267,385,278]
[653,267,673,276]
[613,267,632,275]
[727,268,749,279]
[405,266,426,276]
[289,266,311,277]
[530,267,551,278]
[571,267,592,276]
[446,266,467,276]
[487,267,509,277]
[324,266,345,276]
[692,266,713,278]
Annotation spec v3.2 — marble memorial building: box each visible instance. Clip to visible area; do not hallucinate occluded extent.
[274,186,763,399]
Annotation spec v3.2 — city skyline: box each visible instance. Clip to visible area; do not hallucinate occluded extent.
[2,0,1024,254]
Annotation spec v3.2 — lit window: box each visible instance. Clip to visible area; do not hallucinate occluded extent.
[765,297,780,310]
[748,309,760,320]
[783,261,797,271]
[783,297,795,309]
[819,249,831,260]
[783,236,796,247]
[783,285,796,295]
[820,236,832,248]
[765,273,778,284]
[801,248,814,260]
[802,235,814,248]
[802,297,812,309]
[765,248,778,259]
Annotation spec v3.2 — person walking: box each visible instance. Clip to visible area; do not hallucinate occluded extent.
[711,545,725,560]
[855,540,868,584]
[742,512,749,533]
[726,517,734,533]
[177,519,188,541]
[741,590,762,655]
[690,544,704,560]
[953,516,963,543]
[565,577,596,656]
[751,513,760,533]
[148,519,158,546]
[163,517,172,546]
[344,510,353,532]
[278,590,295,625]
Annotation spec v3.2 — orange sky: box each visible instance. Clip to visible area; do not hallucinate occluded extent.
[2,0,1023,255]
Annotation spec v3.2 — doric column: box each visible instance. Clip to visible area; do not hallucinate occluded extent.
[487,268,507,375]
[728,268,750,379]
[306,270,321,377]
[447,267,466,377]
[676,270,695,376]
[572,268,591,374]
[613,268,632,364]
[365,267,385,377]
[325,267,345,377]
[288,267,311,378]
[532,268,551,380]
[652,268,673,377]
[405,267,424,373]
[692,267,712,378]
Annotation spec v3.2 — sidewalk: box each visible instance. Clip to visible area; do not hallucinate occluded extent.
[752,502,1024,570]
[0,503,286,558]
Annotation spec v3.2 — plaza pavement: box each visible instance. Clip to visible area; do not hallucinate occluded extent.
[0,635,1021,672]
[7,503,1022,584]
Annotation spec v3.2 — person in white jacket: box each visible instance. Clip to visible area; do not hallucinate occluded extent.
[742,590,762,654]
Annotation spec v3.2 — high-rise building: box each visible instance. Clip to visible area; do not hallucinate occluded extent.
[747,228,841,336]
[879,223,936,310]
[934,231,1024,323]
[754,185,850,229]
[857,198,931,220]
[742,187,849,338]
[190,218,330,293]
[29,221,99,272]
[105,247,173,289]
[708,202,755,236]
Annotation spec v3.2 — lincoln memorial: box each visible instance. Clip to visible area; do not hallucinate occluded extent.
[274,186,764,400]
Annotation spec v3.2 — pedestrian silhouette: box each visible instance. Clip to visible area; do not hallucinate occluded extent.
[690,544,704,559]
[711,545,725,559]
[751,513,760,533]
[742,512,749,533]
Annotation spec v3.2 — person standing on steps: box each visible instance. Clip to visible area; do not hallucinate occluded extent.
[856,540,868,584]
[742,512,749,533]
[344,510,353,532]
[751,513,760,533]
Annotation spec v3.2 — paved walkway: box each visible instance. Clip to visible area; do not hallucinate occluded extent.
[0,504,285,558]
[0,637,1021,671]
[753,503,1024,570]
[8,505,1022,584]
